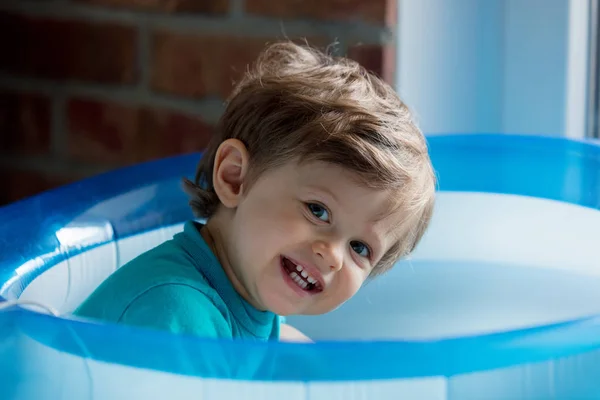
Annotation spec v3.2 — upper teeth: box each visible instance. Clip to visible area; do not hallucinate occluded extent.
[295,264,317,284]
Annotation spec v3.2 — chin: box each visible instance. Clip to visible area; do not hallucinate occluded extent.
[268,300,330,316]
[259,292,306,316]
[263,297,304,316]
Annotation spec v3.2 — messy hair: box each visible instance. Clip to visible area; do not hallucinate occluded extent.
[183,40,436,275]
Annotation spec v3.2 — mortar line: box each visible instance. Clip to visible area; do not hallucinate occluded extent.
[0,73,225,124]
[0,0,388,45]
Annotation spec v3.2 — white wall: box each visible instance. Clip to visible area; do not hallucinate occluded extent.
[397,0,504,134]
[502,0,569,136]
[397,0,582,137]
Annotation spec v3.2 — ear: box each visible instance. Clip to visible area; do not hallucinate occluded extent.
[212,138,250,209]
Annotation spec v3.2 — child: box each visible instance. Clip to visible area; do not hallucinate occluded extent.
[73,41,436,343]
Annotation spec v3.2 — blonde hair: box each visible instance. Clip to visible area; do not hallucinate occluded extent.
[183,41,436,275]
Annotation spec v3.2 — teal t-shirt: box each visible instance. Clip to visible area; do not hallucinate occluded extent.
[73,221,281,341]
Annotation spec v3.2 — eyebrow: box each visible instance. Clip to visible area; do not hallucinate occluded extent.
[367,207,413,260]
[304,184,340,205]
[373,192,406,222]
[363,224,386,257]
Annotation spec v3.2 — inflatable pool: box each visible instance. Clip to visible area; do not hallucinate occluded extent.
[1,133,600,400]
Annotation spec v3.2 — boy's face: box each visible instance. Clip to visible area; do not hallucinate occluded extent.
[220,153,403,316]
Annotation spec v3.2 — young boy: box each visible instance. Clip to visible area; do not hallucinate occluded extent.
[73,41,436,343]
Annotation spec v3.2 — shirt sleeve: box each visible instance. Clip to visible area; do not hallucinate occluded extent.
[118,284,232,339]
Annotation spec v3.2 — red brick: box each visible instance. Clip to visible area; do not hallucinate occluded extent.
[67,99,138,164]
[245,0,394,24]
[150,31,270,99]
[0,167,77,206]
[67,98,213,165]
[150,33,332,100]
[347,43,396,84]
[0,90,51,155]
[0,12,137,84]
[74,0,229,14]
[139,108,213,160]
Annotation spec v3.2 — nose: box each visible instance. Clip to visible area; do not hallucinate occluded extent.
[312,239,344,272]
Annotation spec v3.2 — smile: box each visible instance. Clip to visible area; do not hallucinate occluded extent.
[281,256,323,293]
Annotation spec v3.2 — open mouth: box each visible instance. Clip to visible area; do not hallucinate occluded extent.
[281,256,323,293]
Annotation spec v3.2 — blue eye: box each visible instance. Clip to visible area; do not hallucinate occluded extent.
[307,203,329,222]
[350,241,370,258]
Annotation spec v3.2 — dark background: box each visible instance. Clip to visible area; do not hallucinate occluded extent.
[0,0,397,206]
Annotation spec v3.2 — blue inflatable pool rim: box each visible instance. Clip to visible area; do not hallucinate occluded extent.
[5,306,600,382]
[1,133,599,381]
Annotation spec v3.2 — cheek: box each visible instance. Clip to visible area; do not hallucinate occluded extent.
[247,195,307,232]
[335,268,366,300]
[235,198,308,257]
[314,269,365,314]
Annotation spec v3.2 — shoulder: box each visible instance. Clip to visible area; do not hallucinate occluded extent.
[119,283,233,339]
[74,239,209,313]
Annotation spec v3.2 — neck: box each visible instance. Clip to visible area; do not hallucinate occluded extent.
[202,212,266,311]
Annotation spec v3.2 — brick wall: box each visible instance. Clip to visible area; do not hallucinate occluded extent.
[0,0,397,206]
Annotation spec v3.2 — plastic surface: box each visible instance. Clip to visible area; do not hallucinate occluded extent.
[1,133,600,399]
